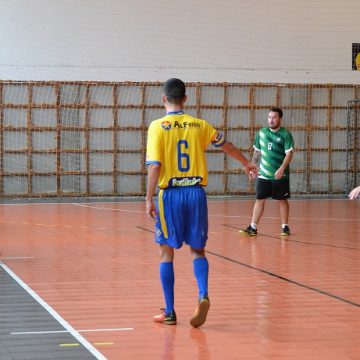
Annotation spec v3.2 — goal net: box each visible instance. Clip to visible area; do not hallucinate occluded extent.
[0,81,359,198]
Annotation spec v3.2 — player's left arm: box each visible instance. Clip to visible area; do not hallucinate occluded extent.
[208,125,257,175]
[275,131,294,180]
[275,149,293,179]
[221,141,258,176]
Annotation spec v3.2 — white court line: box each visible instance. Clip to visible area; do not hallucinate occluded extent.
[0,200,143,206]
[72,203,143,213]
[209,214,358,221]
[0,199,355,221]
[0,262,107,360]
[0,257,34,260]
[72,203,358,221]
[11,328,133,335]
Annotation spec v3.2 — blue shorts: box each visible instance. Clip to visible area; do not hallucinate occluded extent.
[155,185,208,249]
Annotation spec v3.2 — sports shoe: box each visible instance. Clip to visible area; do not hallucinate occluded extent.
[239,225,257,236]
[190,296,210,328]
[153,309,177,325]
[281,225,290,236]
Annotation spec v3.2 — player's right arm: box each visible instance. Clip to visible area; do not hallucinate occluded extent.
[249,148,261,180]
[252,148,261,166]
[146,163,161,219]
[248,131,262,180]
[145,121,162,219]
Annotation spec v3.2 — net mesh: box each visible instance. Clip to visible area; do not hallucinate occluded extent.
[346,99,360,193]
[0,80,359,198]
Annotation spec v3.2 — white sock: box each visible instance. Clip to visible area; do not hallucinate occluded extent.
[251,223,257,229]
[282,224,288,228]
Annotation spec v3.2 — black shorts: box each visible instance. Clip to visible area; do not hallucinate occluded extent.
[256,178,291,200]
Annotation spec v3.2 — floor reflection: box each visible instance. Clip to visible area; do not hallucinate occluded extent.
[190,327,211,360]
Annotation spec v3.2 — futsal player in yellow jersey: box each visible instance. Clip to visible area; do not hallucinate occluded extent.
[146,78,258,327]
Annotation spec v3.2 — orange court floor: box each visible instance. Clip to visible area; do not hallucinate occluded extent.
[0,198,359,360]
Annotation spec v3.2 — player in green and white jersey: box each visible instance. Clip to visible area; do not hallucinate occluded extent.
[240,107,294,236]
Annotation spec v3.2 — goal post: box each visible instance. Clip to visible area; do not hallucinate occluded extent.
[346,99,360,194]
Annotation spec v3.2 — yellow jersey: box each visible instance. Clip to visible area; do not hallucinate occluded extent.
[146,112,225,188]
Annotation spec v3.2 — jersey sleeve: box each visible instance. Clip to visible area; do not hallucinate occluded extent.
[145,121,162,165]
[204,121,225,148]
[199,120,225,148]
[211,131,225,147]
[284,131,294,153]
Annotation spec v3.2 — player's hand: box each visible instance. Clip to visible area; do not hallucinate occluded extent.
[349,186,360,200]
[248,170,258,181]
[274,168,284,180]
[244,163,258,178]
[146,199,157,219]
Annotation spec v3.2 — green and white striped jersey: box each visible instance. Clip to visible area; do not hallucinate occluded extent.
[254,127,294,180]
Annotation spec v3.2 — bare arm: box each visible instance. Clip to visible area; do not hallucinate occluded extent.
[274,150,293,180]
[221,141,258,175]
[249,149,261,180]
[349,185,360,200]
[252,149,261,166]
[145,163,161,219]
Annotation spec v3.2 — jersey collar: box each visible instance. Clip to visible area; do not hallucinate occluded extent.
[270,126,282,132]
[167,110,185,115]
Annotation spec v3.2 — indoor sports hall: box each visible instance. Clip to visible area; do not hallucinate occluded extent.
[1,1,359,360]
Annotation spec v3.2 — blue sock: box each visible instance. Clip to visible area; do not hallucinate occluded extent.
[193,257,209,299]
[160,262,175,314]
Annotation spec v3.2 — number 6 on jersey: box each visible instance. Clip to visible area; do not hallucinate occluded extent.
[177,140,190,172]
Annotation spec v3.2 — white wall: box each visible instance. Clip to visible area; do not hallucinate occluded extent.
[1,0,359,83]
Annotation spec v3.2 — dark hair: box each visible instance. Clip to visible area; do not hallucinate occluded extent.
[163,78,186,104]
[270,107,283,118]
